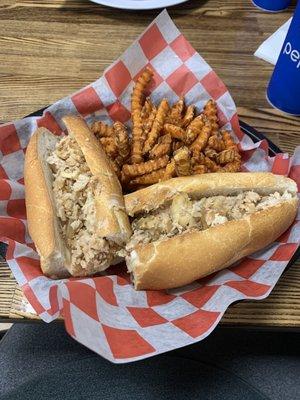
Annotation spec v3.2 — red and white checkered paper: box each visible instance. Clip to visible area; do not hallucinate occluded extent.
[0,10,300,363]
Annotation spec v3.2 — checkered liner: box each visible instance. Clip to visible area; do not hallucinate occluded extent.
[0,10,300,363]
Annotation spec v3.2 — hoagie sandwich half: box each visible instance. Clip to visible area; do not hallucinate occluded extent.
[25,115,132,278]
[125,173,298,290]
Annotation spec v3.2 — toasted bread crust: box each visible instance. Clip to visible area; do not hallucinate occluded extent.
[125,173,298,290]
[63,116,132,243]
[24,128,69,278]
[25,116,132,278]
[125,173,297,216]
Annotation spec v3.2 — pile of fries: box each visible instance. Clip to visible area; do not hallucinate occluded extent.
[91,68,241,192]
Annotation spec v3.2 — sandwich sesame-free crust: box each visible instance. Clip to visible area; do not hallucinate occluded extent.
[125,173,297,216]
[125,173,298,290]
[63,116,132,243]
[25,116,132,278]
[24,128,70,278]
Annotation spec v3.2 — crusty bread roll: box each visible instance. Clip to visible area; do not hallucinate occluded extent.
[62,116,131,244]
[25,116,131,278]
[25,128,69,278]
[125,173,298,290]
[125,173,297,216]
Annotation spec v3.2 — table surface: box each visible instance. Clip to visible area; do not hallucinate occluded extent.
[0,0,300,326]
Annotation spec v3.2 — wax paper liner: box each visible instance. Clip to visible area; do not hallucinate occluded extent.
[0,10,299,363]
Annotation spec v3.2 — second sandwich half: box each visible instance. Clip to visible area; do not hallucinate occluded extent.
[25,116,132,278]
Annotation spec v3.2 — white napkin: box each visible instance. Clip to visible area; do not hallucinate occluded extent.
[254,18,291,65]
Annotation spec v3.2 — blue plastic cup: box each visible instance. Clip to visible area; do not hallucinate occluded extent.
[267,1,300,115]
[252,0,291,12]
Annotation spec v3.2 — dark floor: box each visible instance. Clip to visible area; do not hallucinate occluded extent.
[0,323,299,400]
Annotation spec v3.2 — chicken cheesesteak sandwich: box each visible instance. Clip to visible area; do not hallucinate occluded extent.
[125,173,298,290]
[24,116,132,278]
[25,116,298,290]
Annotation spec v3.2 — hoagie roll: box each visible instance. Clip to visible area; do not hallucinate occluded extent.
[125,173,298,290]
[25,115,132,278]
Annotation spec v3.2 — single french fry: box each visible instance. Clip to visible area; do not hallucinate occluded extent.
[131,68,154,163]
[166,96,184,124]
[203,99,219,136]
[164,159,176,179]
[190,119,211,158]
[221,160,241,172]
[203,155,221,172]
[163,124,186,141]
[185,115,204,144]
[222,130,238,149]
[129,168,166,186]
[191,151,205,166]
[91,121,114,138]
[143,99,169,154]
[131,137,144,164]
[182,105,195,128]
[99,137,118,157]
[217,148,237,165]
[174,146,191,176]
[122,155,169,178]
[143,105,157,141]
[141,97,153,121]
[149,134,172,159]
[222,131,242,160]
[208,135,226,152]
[114,122,130,162]
[131,68,153,114]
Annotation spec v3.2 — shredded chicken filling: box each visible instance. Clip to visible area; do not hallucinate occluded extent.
[128,190,294,248]
[47,136,116,274]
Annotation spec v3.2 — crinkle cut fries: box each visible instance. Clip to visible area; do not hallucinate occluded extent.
[90,68,242,192]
